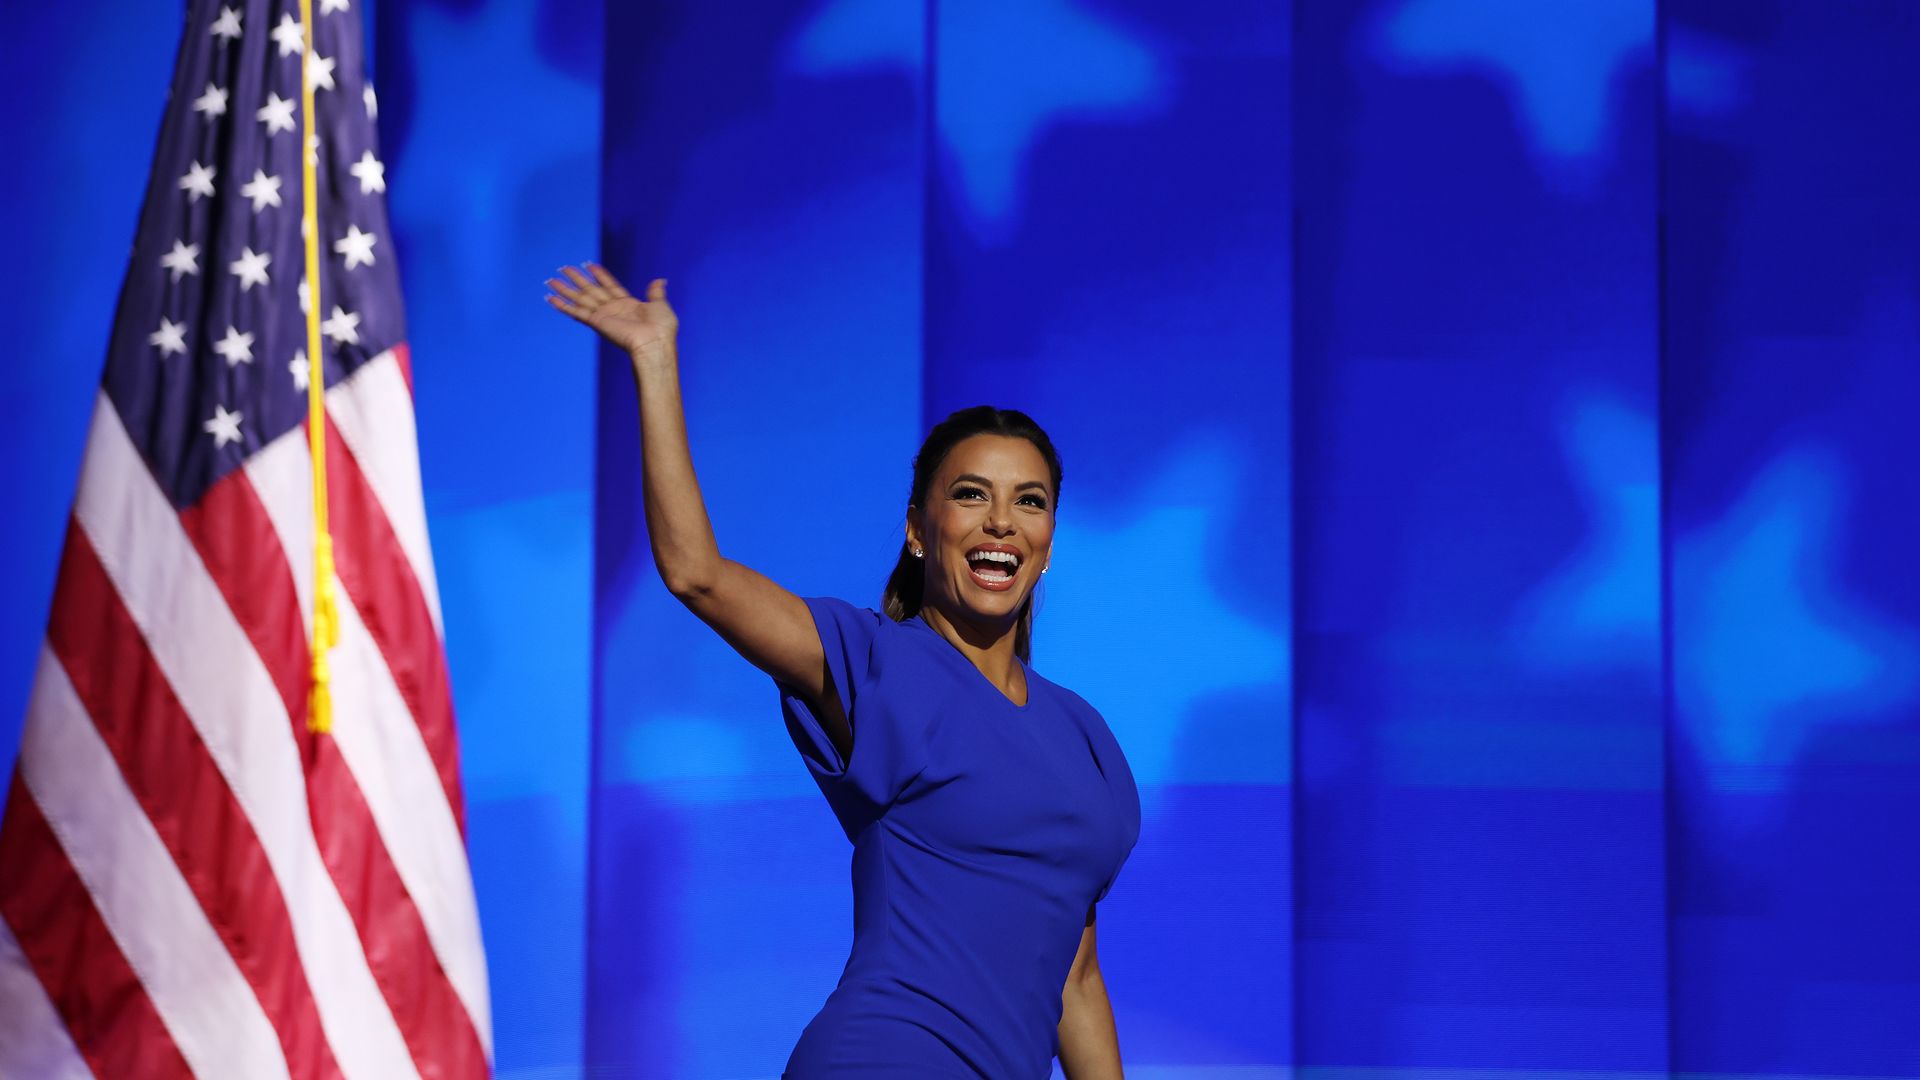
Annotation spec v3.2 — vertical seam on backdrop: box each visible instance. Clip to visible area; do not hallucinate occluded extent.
[1655,2,1679,1073]
[920,0,939,432]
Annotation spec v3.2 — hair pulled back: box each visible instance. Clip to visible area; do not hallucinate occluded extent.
[881,406,1063,663]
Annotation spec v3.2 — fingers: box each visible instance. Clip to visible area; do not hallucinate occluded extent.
[545,274,585,305]
[558,264,612,306]
[586,262,631,298]
[544,293,589,322]
[543,262,670,321]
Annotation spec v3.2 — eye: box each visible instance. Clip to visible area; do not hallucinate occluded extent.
[954,485,986,500]
[1019,494,1047,508]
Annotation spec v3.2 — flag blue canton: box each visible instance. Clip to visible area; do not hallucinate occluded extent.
[104,0,403,510]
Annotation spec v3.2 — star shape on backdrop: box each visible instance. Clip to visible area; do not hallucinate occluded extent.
[193,83,229,119]
[1674,447,1920,793]
[239,168,283,212]
[321,0,351,14]
[203,404,244,447]
[149,318,188,357]
[211,325,255,366]
[1664,22,1749,119]
[392,0,596,318]
[290,350,310,391]
[229,246,271,291]
[334,224,377,269]
[160,240,200,281]
[1372,0,1650,193]
[787,0,1168,241]
[1039,435,1287,790]
[1509,390,1659,672]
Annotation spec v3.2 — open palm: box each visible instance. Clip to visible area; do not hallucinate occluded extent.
[545,262,677,362]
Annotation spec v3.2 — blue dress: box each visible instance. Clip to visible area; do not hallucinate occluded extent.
[777,596,1142,1079]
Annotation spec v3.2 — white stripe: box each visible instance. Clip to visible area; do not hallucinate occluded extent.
[0,914,91,1080]
[245,428,316,641]
[328,348,446,637]
[19,646,289,1080]
[331,581,495,1051]
[72,395,419,1080]
[246,405,494,1055]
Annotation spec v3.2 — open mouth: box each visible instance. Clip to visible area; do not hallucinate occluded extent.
[965,548,1020,590]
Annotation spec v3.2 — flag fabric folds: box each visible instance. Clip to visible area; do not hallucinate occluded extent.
[0,2,491,1077]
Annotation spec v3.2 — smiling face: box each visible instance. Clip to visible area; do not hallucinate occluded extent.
[906,433,1056,632]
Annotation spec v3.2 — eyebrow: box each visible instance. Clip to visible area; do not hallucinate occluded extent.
[951,473,1050,495]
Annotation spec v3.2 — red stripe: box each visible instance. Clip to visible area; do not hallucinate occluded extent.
[0,774,193,1080]
[48,515,343,1080]
[392,341,415,397]
[308,743,489,1079]
[181,469,313,725]
[187,464,488,1078]
[322,410,466,835]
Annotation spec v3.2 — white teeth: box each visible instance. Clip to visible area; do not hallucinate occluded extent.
[969,550,1019,567]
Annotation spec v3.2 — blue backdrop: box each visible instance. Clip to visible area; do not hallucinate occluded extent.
[3,1,1916,1078]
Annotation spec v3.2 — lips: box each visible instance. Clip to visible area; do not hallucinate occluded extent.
[964,543,1023,592]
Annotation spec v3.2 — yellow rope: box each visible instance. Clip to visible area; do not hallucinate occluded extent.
[299,0,338,735]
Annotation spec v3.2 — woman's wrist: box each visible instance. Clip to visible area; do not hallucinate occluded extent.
[629,342,678,375]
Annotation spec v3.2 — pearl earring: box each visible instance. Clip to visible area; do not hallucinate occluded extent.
[913,549,923,559]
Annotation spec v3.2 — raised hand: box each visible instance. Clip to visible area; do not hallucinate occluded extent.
[545,262,678,365]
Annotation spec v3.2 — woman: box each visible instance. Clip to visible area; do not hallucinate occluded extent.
[546,263,1141,1079]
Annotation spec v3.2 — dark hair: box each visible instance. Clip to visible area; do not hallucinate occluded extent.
[882,406,1063,663]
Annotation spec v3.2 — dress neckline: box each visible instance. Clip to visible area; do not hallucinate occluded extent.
[909,613,1034,710]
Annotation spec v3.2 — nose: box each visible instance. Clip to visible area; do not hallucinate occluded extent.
[985,508,1014,537]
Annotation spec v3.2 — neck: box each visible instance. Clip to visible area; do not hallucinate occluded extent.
[919,603,1022,691]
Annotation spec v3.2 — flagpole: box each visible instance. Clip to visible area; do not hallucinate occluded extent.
[299,0,339,735]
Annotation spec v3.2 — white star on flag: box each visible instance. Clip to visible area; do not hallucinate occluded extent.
[210,7,243,41]
[239,169,283,212]
[308,133,322,167]
[149,318,188,357]
[322,305,361,345]
[306,54,337,93]
[179,161,216,201]
[212,326,256,366]
[321,0,351,13]
[290,350,311,391]
[298,277,311,314]
[229,247,272,291]
[192,83,228,119]
[271,14,305,58]
[203,404,244,447]
[334,225,377,270]
[349,150,386,194]
[258,93,297,135]
[159,240,200,281]
[364,84,378,119]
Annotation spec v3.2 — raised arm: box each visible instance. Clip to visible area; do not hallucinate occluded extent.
[544,263,851,760]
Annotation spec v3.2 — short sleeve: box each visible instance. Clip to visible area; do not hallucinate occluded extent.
[1093,818,1140,904]
[777,596,929,838]
[1084,696,1142,904]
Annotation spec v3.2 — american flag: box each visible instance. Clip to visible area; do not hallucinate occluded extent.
[0,1,491,1077]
